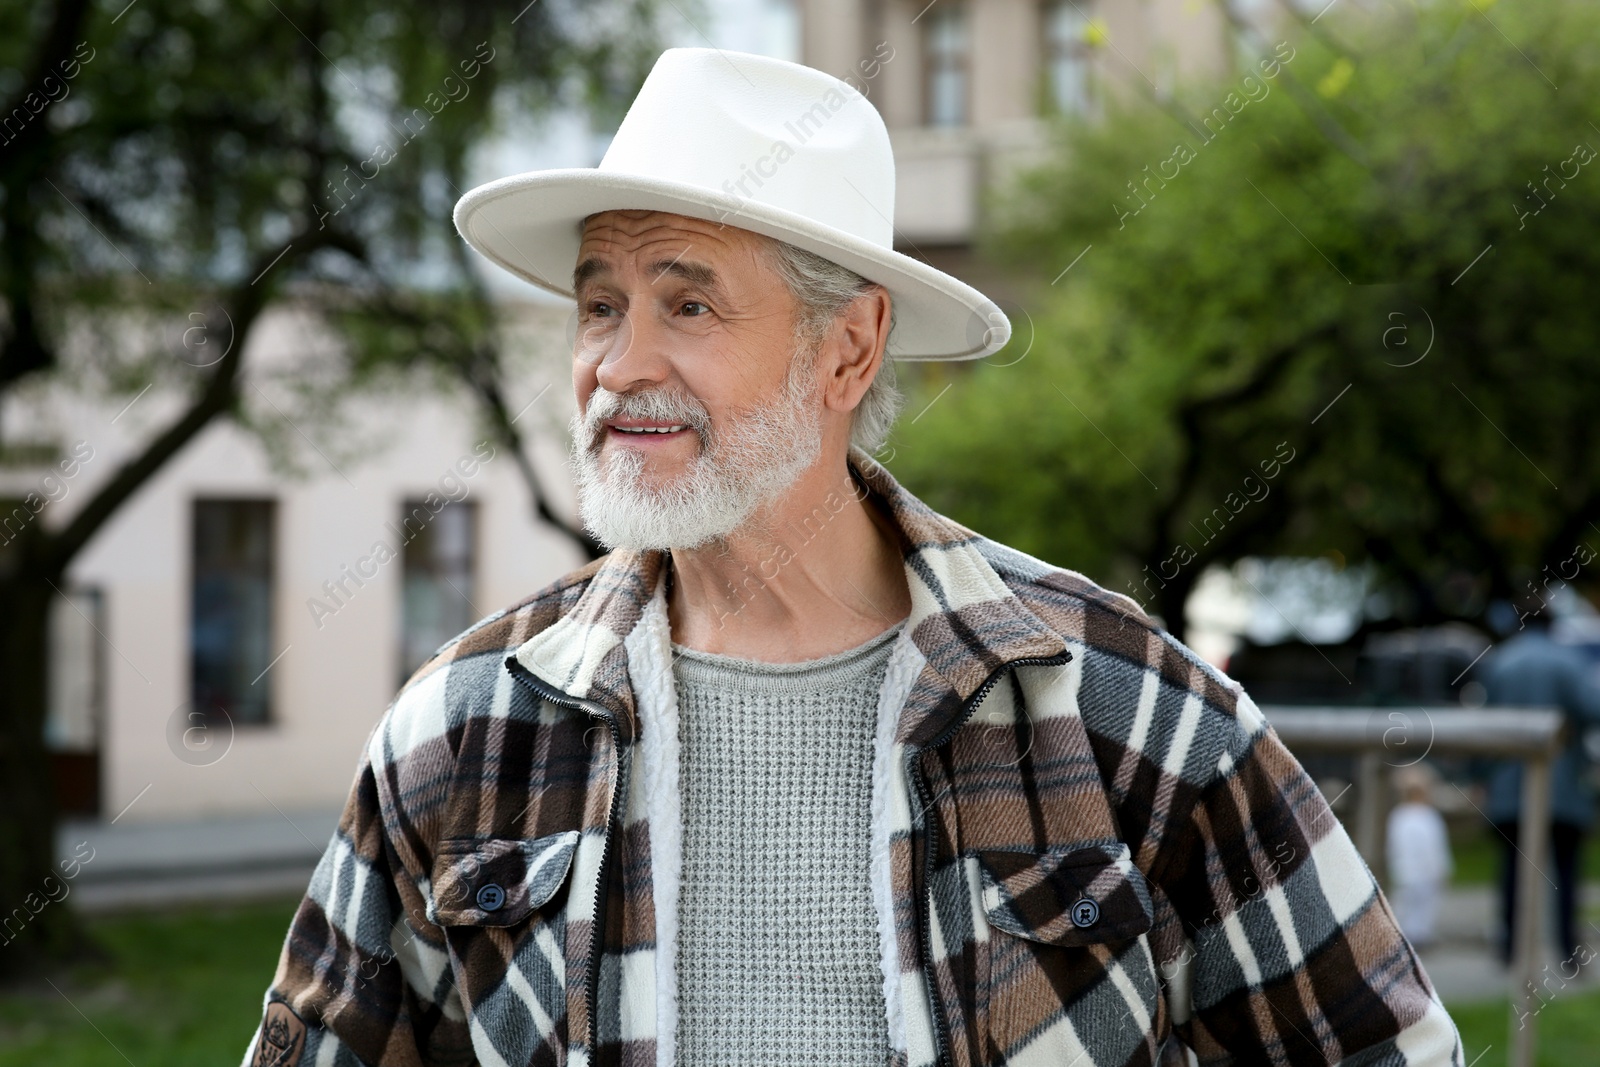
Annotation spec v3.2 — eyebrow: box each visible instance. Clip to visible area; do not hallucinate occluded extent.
[572,256,729,302]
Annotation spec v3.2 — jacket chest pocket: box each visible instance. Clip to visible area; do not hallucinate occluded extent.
[426,830,580,1060]
[428,829,581,927]
[977,842,1163,1065]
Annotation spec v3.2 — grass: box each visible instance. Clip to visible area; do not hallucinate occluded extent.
[4,895,1600,1065]
[0,897,298,1067]
[1449,823,1600,886]
[1449,986,1600,1067]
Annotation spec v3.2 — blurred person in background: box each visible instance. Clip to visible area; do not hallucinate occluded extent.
[1482,591,1600,967]
[1387,765,1453,948]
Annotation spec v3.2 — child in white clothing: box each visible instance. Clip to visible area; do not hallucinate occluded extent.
[1386,769,1453,948]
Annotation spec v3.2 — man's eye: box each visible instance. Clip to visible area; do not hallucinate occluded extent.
[586,302,616,317]
[680,301,708,317]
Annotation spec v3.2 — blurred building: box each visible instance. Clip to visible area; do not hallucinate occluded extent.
[22,303,581,825]
[797,0,1246,292]
[27,0,1276,826]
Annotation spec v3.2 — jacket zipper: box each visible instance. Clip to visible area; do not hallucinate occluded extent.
[910,650,1074,1067]
[505,657,624,1061]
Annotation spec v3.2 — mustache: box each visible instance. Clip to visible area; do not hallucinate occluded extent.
[580,386,711,448]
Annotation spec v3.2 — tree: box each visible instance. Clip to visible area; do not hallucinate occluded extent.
[0,0,656,976]
[889,0,1600,640]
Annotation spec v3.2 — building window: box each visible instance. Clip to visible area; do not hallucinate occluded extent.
[192,499,276,725]
[923,3,970,127]
[48,585,105,817]
[1044,1,1095,116]
[399,499,477,686]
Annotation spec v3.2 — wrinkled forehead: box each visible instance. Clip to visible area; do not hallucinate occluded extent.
[574,209,774,275]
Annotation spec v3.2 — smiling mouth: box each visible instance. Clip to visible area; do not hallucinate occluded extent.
[611,424,689,435]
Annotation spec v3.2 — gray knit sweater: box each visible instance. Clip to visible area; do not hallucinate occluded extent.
[670,619,905,1065]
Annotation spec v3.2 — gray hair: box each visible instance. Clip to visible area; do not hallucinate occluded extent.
[762,238,904,456]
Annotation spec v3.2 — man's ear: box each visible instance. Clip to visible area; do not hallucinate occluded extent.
[822,285,892,414]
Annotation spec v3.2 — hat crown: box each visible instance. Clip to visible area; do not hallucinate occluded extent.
[452,47,1011,360]
[597,48,896,248]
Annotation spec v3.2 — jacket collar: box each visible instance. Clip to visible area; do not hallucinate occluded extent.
[509,445,1070,747]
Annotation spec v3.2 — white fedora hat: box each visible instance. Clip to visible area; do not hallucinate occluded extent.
[452,47,1010,361]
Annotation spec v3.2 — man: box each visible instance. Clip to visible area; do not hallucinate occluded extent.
[245,48,1462,1067]
[1481,594,1600,968]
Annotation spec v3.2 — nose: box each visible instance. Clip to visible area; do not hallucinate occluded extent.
[589,302,674,396]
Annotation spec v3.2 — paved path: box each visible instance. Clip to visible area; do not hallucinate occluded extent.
[1416,881,1600,1003]
[56,809,341,913]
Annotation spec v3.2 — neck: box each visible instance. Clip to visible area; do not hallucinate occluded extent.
[665,450,912,661]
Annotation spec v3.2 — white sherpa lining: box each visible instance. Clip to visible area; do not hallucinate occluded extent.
[871,625,927,1054]
[623,579,682,1067]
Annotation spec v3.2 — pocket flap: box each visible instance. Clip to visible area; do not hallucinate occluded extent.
[427,829,580,927]
[977,841,1153,947]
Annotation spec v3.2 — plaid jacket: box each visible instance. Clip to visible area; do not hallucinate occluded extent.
[244,446,1463,1067]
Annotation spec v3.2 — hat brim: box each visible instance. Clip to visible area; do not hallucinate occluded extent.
[453,170,1010,361]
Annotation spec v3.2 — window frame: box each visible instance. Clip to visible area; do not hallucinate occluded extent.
[189,496,278,729]
[1041,0,1097,119]
[922,0,972,128]
[397,496,480,688]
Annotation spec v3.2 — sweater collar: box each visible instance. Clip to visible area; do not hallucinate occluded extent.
[509,445,1070,747]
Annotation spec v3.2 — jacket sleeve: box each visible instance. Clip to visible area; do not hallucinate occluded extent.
[240,716,468,1067]
[1151,668,1464,1065]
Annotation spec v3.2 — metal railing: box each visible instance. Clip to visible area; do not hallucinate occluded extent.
[1263,706,1567,1067]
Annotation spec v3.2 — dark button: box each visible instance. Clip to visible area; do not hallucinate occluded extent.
[1071,897,1099,928]
[476,883,505,912]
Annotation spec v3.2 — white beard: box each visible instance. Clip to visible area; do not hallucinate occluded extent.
[568,347,824,551]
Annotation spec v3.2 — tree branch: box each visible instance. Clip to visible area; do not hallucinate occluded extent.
[1146,323,1337,564]
[1212,0,1372,171]
[0,0,94,149]
[42,227,361,572]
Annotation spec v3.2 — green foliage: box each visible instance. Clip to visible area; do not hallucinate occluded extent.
[0,0,662,400]
[889,1,1600,630]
